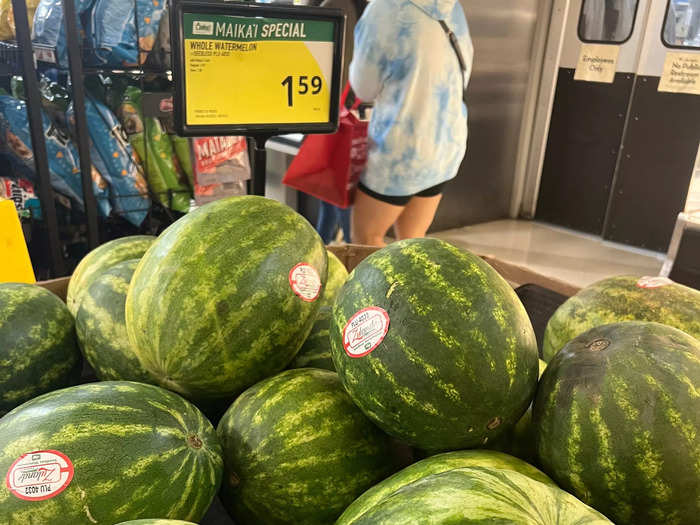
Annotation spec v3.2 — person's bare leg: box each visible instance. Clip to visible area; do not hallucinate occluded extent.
[352,190,404,246]
[394,194,443,240]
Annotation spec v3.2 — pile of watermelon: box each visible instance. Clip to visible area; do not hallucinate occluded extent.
[1,195,699,525]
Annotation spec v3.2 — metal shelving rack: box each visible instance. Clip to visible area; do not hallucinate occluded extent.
[7,0,195,278]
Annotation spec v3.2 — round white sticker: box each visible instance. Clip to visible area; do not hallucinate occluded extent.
[5,450,74,501]
[636,276,673,289]
[289,263,322,302]
[343,307,390,358]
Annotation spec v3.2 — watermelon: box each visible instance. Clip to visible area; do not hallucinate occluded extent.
[319,249,348,309]
[329,238,539,451]
[488,359,547,462]
[116,521,197,525]
[217,368,395,525]
[534,321,700,525]
[337,466,610,524]
[0,381,223,524]
[338,449,554,523]
[126,196,327,400]
[543,275,700,362]
[0,283,81,416]
[75,259,151,382]
[289,308,334,371]
[66,235,155,315]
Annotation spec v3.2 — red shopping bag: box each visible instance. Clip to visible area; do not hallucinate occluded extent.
[282,86,368,208]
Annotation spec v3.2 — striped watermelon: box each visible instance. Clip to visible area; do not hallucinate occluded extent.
[289,308,334,371]
[67,235,155,315]
[0,381,223,524]
[543,275,700,362]
[488,359,547,462]
[116,521,197,525]
[75,259,151,382]
[126,196,327,400]
[337,465,610,524]
[338,449,555,523]
[319,250,348,309]
[0,283,81,416]
[329,238,539,451]
[534,321,700,524]
[217,368,395,525]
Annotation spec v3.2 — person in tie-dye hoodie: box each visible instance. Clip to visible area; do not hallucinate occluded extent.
[349,0,473,245]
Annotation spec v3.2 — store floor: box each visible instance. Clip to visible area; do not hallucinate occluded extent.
[432,219,665,289]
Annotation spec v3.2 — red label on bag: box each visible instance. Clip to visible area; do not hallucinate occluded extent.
[6,450,74,501]
[636,276,673,289]
[193,137,247,173]
[343,307,390,358]
[289,263,322,302]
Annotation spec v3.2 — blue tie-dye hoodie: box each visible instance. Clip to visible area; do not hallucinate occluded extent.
[349,0,473,196]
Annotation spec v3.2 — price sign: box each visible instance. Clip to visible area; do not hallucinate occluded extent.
[172,0,345,136]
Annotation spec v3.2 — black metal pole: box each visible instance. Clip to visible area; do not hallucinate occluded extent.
[251,135,269,197]
[62,0,99,250]
[11,0,65,276]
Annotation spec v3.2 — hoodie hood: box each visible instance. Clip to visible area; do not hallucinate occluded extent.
[407,0,458,20]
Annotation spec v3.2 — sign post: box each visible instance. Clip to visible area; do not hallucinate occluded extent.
[171,0,345,196]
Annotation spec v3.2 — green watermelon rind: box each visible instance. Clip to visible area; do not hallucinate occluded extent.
[318,250,348,309]
[534,321,700,525]
[337,449,554,524]
[543,275,700,362]
[338,465,610,524]
[75,259,152,383]
[289,308,334,371]
[117,519,196,525]
[67,235,156,316]
[0,381,223,525]
[217,368,395,525]
[0,283,81,417]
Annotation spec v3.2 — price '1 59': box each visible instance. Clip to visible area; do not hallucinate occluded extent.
[281,75,323,107]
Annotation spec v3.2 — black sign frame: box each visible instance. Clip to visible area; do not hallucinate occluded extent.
[171,0,345,137]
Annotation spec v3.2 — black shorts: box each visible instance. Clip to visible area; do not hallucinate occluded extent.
[357,181,447,206]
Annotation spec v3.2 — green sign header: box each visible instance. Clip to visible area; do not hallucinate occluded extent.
[183,13,334,42]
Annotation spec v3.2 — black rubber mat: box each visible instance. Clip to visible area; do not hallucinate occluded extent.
[515,284,569,358]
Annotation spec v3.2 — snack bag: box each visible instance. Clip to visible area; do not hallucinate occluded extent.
[0,95,111,215]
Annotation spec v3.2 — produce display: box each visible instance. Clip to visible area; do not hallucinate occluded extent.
[329,238,539,451]
[66,235,156,315]
[534,321,700,525]
[217,368,395,524]
[543,275,700,361]
[126,196,328,401]
[1,196,699,524]
[0,382,222,524]
[75,259,151,382]
[0,283,81,416]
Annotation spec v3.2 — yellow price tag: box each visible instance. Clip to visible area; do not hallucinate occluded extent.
[183,13,335,126]
[0,199,36,284]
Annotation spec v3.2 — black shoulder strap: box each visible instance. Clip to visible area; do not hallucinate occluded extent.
[439,20,467,103]
[351,0,368,17]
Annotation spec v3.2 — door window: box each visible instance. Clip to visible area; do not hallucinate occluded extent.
[579,0,640,43]
[664,0,700,48]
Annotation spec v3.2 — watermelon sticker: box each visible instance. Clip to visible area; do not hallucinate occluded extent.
[343,307,390,358]
[5,450,74,501]
[636,276,673,289]
[289,263,322,302]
